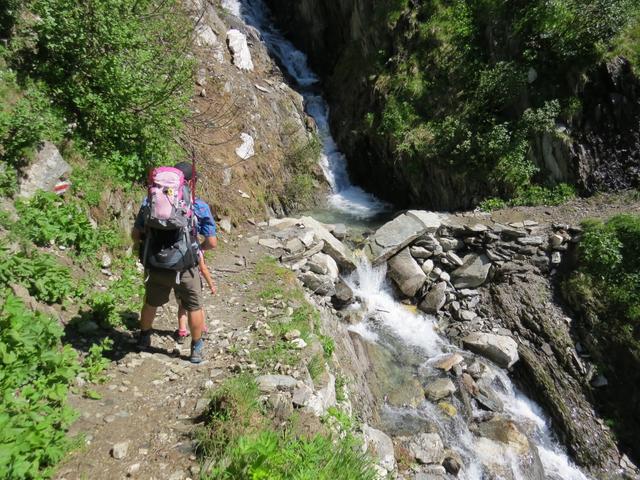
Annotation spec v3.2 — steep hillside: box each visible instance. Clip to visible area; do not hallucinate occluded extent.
[266,0,640,210]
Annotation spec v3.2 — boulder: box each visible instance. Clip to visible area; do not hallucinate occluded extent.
[410,246,433,259]
[195,24,218,47]
[388,248,427,297]
[450,254,492,288]
[308,252,339,280]
[332,278,354,309]
[407,433,445,465]
[284,237,305,254]
[476,418,529,454]
[462,332,519,368]
[419,281,447,314]
[366,211,441,264]
[362,425,396,473]
[258,238,283,250]
[299,272,335,296]
[235,132,255,159]
[332,223,347,240]
[300,216,355,270]
[226,29,254,70]
[256,375,298,393]
[433,353,464,372]
[424,378,456,401]
[219,217,232,234]
[18,141,71,198]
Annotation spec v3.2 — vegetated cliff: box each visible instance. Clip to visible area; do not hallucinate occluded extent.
[266,0,640,210]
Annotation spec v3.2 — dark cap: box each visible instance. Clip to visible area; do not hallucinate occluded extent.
[174,161,194,181]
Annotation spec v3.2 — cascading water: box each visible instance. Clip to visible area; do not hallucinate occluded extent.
[346,258,591,480]
[221,2,592,478]
[223,0,388,220]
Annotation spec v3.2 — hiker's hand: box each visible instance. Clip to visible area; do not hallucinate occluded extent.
[209,282,217,295]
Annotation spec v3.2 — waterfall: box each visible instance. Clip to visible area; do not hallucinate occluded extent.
[223,0,389,219]
[346,258,591,480]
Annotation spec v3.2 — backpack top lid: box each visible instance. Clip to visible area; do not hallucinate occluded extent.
[149,166,184,188]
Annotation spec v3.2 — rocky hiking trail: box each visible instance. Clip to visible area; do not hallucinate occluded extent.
[55,237,274,480]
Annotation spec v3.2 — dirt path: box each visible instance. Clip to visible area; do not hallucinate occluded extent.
[55,235,266,480]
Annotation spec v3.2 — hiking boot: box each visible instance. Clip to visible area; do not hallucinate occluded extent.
[137,329,152,350]
[175,329,189,344]
[190,338,205,364]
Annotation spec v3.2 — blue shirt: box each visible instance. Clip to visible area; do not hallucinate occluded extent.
[134,198,216,237]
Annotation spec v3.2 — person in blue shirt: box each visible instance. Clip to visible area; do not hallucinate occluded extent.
[131,162,217,363]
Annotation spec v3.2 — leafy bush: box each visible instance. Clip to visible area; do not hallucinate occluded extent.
[8,0,195,181]
[15,191,120,255]
[0,292,79,479]
[0,244,76,303]
[479,183,576,211]
[81,337,113,383]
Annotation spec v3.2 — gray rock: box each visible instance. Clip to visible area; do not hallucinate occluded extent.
[332,223,347,240]
[446,251,464,266]
[421,259,435,275]
[362,425,396,472]
[388,248,427,297]
[18,141,71,198]
[493,223,527,239]
[256,375,298,393]
[549,233,564,248]
[410,246,433,259]
[258,238,283,250]
[367,211,441,264]
[408,433,445,465]
[299,272,335,296]
[308,252,339,280]
[101,253,112,269]
[462,332,519,368]
[451,254,492,289]
[439,237,463,251]
[517,236,545,246]
[457,309,476,322]
[419,281,447,314]
[292,383,313,407]
[111,441,129,459]
[219,217,232,234]
[551,251,561,265]
[285,237,305,254]
[424,378,456,401]
[332,278,354,309]
[301,216,355,270]
[290,338,307,349]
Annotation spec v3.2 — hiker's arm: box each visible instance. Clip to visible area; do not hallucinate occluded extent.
[131,205,146,245]
[195,200,217,251]
[199,255,216,294]
[201,236,217,251]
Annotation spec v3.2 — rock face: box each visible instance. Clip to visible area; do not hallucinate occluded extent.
[450,254,492,289]
[226,29,254,70]
[18,141,71,198]
[362,424,396,473]
[462,332,519,369]
[387,248,427,297]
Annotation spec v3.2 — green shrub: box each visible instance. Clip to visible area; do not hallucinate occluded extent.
[0,244,76,303]
[320,335,335,358]
[0,292,79,479]
[15,191,120,255]
[81,337,113,383]
[8,0,195,181]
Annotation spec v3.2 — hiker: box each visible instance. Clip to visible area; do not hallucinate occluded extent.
[131,161,217,363]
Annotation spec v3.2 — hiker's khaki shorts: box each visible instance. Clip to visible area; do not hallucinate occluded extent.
[145,267,202,311]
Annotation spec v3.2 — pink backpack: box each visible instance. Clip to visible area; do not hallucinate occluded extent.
[145,166,193,230]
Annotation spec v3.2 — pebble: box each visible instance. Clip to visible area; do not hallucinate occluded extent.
[111,441,129,459]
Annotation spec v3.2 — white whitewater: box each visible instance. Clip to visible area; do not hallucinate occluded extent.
[346,258,590,480]
[223,0,388,219]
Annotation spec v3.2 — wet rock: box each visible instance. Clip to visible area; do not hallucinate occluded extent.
[256,375,298,393]
[419,281,447,314]
[332,223,347,240]
[299,272,336,296]
[462,332,519,368]
[443,451,463,476]
[438,401,457,417]
[18,141,71,198]
[332,278,354,309]
[433,353,464,372]
[226,29,254,70]
[362,424,396,472]
[424,378,456,401]
[451,254,492,289]
[111,441,129,459]
[476,418,529,454]
[407,432,445,465]
[388,248,427,297]
[367,211,441,264]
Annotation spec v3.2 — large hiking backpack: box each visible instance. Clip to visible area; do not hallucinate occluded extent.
[141,167,199,271]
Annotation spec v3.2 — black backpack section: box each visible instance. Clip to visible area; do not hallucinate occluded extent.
[140,185,199,272]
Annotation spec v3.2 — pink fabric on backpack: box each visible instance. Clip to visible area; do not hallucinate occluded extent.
[148,167,184,221]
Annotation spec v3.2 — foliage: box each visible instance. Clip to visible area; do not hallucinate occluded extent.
[15,191,120,255]
[84,256,143,328]
[325,406,353,432]
[0,244,76,303]
[352,0,639,203]
[320,335,335,358]
[612,4,640,72]
[7,0,195,181]
[307,354,325,381]
[479,183,576,211]
[198,376,375,480]
[0,292,79,479]
[283,136,322,208]
[81,337,113,383]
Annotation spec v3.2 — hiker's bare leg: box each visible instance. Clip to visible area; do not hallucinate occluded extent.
[177,305,188,332]
[187,308,204,341]
[140,303,157,331]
